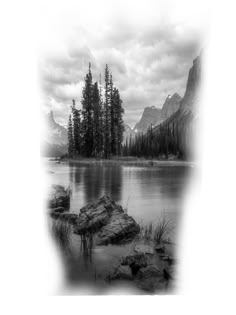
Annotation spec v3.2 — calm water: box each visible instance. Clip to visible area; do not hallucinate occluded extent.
[45,160,191,292]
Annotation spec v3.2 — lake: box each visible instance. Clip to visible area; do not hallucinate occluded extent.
[44,159,191,293]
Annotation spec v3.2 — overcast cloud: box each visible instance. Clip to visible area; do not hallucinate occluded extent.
[39,6,205,128]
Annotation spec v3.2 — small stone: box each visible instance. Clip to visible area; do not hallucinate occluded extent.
[155,244,165,254]
[137,265,162,279]
[51,206,66,213]
[110,265,133,280]
[134,244,154,255]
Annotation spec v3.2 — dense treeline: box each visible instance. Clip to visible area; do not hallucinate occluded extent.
[122,119,194,160]
[68,63,124,158]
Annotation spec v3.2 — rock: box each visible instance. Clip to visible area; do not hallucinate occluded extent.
[96,212,140,245]
[155,244,165,254]
[74,196,140,245]
[163,267,175,281]
[51,206,66,213]
[110,265,133,281]
[160,255,169,261]
[137,265,162,279]
[121,253,147,275]
[136,265,166,292]
[48,185,70,209]
[134,244,154,255]
[159,255,176,264]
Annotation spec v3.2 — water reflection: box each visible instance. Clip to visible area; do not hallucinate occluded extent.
[46,160,191,288]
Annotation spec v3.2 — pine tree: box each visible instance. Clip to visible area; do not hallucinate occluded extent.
[81,63,94,157]
[110,74,116,155]
[71,99,81,156]
[67,114,74,157]
[114,88,124,155]
[92,81,103,157]
[104,64,111,158]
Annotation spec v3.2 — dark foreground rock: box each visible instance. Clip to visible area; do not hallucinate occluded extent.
[73,195,140,245]
[136,265,166,292]
[48,184,70,209]
[108,240,175,292]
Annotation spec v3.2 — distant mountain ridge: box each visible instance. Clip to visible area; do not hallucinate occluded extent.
[133,93,182,134]
[160,93,182,122]
[134,106,162,133]
[41,111,68,157]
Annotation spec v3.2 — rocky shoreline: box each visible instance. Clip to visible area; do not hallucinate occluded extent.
[48,184,177,293]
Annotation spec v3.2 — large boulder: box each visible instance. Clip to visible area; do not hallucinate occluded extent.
[74,196,140,245]
[48,185,70,209]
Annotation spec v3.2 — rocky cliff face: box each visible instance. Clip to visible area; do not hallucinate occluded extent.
[134,106,162,133]
[160,93,182,122]
[133,93,182,134]
[180,55,201,110]
[41,111,68,157]
[153,55,201,159]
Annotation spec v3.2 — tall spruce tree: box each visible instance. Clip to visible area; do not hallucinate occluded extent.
[81,63,94,157]
[67,114,74,157]
[71,99,81,156]
[110,74,116,155]
[113,88,124,155]
[104,64,111,158]
[92,81,103,157]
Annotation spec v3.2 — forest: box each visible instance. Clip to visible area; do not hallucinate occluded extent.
[68,63,193,160]
[67,63,124,158]
[123,120,193,160]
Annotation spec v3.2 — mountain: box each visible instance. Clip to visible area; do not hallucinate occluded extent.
[133,94,182,134]
[153,54,201,159]
[123,123,135,142]
[41,111,68,157]
[134,106,162,133]
[160,93,182,122]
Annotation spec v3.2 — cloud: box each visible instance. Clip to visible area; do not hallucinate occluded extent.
[40,17,204,127]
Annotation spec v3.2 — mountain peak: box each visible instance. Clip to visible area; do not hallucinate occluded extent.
[180,55,201,109]
[134,106,162,133]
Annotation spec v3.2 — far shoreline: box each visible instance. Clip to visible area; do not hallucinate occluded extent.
[48,156,196,168]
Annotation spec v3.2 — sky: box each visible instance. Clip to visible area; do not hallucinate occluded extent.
[39,0,207,128]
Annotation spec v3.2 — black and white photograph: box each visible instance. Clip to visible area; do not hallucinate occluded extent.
[0,0,236,313]
[40,0,204,295]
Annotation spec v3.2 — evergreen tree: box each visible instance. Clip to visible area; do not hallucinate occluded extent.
[104,64,111,158]
[110,74,116,155]
[71,99,81,156]
[92,81,103,157]
[67,114,74,157]
[113,88,124,155]
[81,63,94,157]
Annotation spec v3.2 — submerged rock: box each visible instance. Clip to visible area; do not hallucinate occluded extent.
[48,185,70,209]
[110,265,133,281]
[134,244,154,255]
[74,196,140,245]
